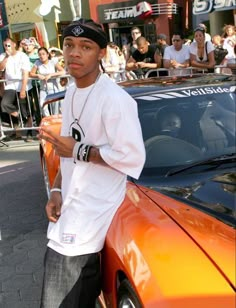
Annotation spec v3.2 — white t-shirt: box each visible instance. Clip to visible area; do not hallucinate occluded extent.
[47,73,146,256]
[34,59,58,91]
[189,41,215,62]
[163,45,190,75]
[0,51,32,91]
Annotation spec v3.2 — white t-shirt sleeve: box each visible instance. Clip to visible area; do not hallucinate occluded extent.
[99,88,146,179]
[21,52,31,72]
[163,46,171,60]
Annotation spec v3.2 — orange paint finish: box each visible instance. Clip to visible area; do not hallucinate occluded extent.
[101,183,235,307]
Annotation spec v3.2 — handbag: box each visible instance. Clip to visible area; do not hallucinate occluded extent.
[214,46,228,65]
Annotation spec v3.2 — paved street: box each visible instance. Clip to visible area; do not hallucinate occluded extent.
[0,139,48,308]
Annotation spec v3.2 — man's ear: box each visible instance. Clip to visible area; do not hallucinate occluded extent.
[98,48,106,61]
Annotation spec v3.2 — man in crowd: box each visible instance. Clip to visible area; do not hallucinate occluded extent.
[0,37,32,140]
[126,36,161,78]
[124,26,142,61]
[163,32,190,76]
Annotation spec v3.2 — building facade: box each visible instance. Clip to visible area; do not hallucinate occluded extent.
[0,0,235,51]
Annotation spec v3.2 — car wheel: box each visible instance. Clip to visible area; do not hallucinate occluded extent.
[117,279,142,308]
[42,154,51,199]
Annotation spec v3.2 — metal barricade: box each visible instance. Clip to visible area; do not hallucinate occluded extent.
[144,66,232,78]
[0,75,71,142]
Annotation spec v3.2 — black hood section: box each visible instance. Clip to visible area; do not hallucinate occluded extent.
[144,170,236,227]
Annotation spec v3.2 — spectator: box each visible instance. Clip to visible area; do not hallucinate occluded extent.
[0,37,33,140]
[48,47,64,65]
[156,33,169,57]
[155,33,169,76]
[22,37,41,127]
[124,26,142,61]
[30,47,65,116]
[222,24,236,66]
[212,34,224,48]
[189,27,215,72]
[163,32,190,76]
[198,23,211,42]
[126,36,161,78]
[102,42,121,82]
[227,44,236,75]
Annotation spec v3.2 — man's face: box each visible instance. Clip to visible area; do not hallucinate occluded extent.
[23,43,35,53]
[172,35,183,51]
[4,40,13,52]
[131,29,141,41]
[63,36,105,79]
[137,41,148,54]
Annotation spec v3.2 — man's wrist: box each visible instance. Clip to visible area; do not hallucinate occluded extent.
[72,142,92,162]
[50,188,61,193]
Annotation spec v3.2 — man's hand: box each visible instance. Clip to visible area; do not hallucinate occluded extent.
[38,126,76,157]
[46,192,62,222]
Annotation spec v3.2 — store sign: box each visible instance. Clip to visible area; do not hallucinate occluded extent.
[193,0,236,15]
[103,1,153,21]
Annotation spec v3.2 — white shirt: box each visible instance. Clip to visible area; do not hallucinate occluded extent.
[163,45,190,76]
[0,51,32,91]
[34,59,59,91]
[189,41,215,62]
[47,73,146,256]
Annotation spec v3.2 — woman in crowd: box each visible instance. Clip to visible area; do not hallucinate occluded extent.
[222,24,236,70]
[189,26,215,72]
[30,47,65,116]
[102,42,127,82]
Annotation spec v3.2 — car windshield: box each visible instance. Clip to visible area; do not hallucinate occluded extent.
[136,86,236,176]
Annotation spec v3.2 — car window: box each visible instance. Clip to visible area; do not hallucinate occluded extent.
[136,88,236,174]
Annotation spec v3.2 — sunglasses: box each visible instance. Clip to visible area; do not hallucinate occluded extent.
[194,27,205,33]
[172,39,181,42]
[4,44,11,47]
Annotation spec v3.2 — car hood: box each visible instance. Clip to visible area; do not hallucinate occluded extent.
[138,168,236,289]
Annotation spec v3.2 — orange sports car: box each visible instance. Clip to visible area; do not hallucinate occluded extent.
[39,74,236,308]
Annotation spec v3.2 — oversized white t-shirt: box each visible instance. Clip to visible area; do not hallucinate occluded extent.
[47,73,146,256]
[0,51,32,91]
[163,45,190,76]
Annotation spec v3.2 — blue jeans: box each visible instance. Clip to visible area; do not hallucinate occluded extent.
[40,247,101,308]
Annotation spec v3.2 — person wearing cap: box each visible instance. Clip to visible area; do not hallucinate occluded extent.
[38,18,145,307]
[156,33,169,57]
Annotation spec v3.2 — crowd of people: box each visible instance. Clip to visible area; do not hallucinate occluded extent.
[0,23,235,141]
[0,37,66,141]
[104,23,236,80]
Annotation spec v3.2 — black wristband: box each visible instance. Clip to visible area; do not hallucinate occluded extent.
[76,143,92,162]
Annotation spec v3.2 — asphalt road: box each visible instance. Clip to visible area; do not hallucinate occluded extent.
[0,139,48,308]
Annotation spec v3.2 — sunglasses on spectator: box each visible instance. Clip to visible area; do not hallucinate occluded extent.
[194,27,205,33]
[4,44,11,47]
[172,39,181,42]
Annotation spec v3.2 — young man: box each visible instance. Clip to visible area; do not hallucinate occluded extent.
[163,32,190,76]
[0,37,32,139]
[124,26,142,60]
[126,36,161,78]
[38,18,146,308]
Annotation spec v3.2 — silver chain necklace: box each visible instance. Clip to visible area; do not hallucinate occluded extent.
[71,72,102,122]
